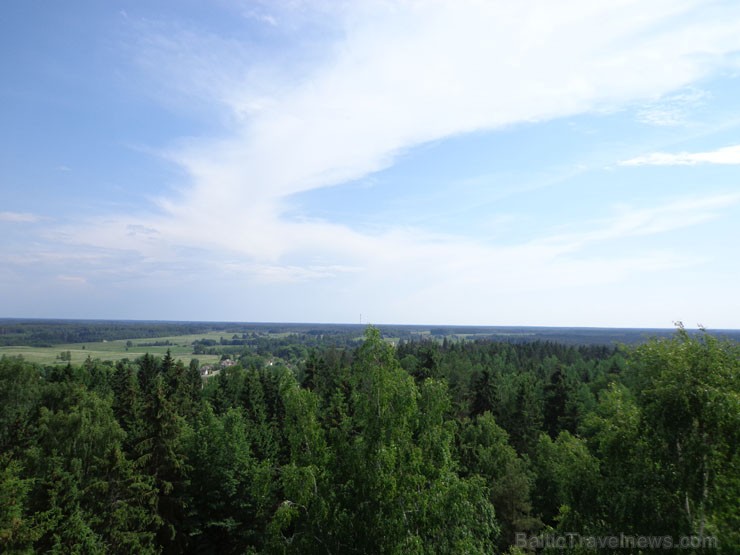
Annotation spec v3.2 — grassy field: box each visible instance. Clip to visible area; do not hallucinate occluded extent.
[0,331,227,366]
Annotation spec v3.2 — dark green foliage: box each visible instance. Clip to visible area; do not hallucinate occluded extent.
[458,413,540,550]
[136,373,189,553]
[470,368,498,417]
[207,364,244,414]
[111,360,142,441]
[1,327,738,554]
[300,349,321,390]
[0,454,38,550]
[543,364,583,438]
[81,356,114,397]
[184,405,273,553]
[0,357,42,455]
[137,353,161,398]
[506,372,544,456]
[164,355,200,419]
[0,319,222,346]
[17,383,159,553]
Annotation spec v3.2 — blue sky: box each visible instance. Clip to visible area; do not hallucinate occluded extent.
[2,0,740,328]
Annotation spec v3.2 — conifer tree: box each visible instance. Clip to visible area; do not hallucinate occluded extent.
[136,374,189,553]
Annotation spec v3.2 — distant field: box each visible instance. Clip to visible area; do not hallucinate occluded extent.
[2,320,738,367]
[0,331,225,366]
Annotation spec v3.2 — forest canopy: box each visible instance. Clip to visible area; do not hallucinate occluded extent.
[1,326,737,553]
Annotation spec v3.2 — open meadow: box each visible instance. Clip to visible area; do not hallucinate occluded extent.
[0,331,226,365]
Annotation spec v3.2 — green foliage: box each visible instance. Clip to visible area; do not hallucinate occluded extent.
[136,373,189,552]
[627,328,740,549]
[0,357,42,455]
[532,431,602,532]
[2,326,738,554]
[0,455,37,552]
[299,328,500,554]
[458,413,540,550]
[20,383,159,553]
[184,405,272,553]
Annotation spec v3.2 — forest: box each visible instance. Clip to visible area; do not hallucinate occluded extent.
[0,325,738,553]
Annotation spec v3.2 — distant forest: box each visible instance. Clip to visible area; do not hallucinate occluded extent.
[3,318,739,348]
[1,322,738,553]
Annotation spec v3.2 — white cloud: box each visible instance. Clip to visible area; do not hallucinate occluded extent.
[182,5,734,181]
[42,1,740,324]
[0,211,42,223]
[120,1,740,256]
[636,88,709,126]
[620,144,740,166]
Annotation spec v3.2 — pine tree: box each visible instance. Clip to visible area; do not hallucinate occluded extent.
[111,360,142,449]
[136,374,189,553]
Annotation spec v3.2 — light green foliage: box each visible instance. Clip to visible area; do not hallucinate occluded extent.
[628,328,740,548]
[417,379,455,476]
[264,372,332,554]
[313,328,499,554]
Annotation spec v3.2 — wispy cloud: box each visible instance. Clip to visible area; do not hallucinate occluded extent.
[56,275,88,286]
[241,7,278,27]
[620,144,740,166]
[118,1,740,261]
[247,263,361,284]
[544,193,740,250]
[30,1,740,324]
[636,88,709,126]
[0,211,43,223]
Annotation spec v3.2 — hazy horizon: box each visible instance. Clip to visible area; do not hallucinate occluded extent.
[3,316,735,333]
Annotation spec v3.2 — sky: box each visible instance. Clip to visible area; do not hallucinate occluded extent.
[2,0,740,328]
